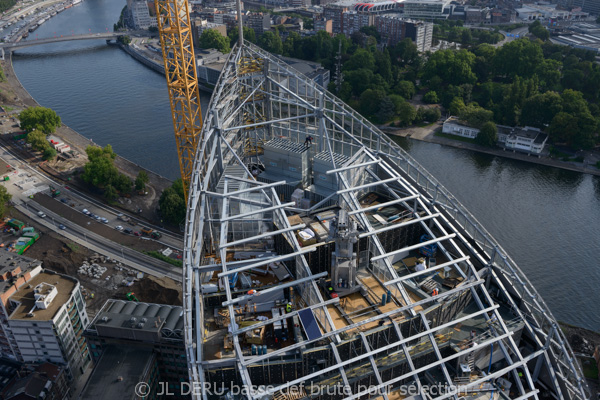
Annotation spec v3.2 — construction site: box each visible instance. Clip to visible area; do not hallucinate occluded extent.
[176,42,590,400]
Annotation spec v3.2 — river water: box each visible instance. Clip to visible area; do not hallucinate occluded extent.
[9,0,600,331]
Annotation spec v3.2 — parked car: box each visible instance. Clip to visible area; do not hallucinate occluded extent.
[123,228,133,234]
[82,208,90,215]
[133,231,141,236]
[37,211,46,218]
[115,225,123,231]
[100,217,108,224]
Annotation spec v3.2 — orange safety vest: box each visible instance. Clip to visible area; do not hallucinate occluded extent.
[432,288,438,296]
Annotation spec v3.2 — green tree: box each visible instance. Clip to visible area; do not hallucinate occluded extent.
[423,49,477,86]
[548,112,579,145]
[135,170,149,191]
[359,25,381,42]
[520,91,563,128]
[423,91,439,104]
[422,107,441,122]
[19,107,61,134]
[475,121,497,147]
[159,179,186,224]
[395,80,416,99]
[26,129,48,151]
[448,97,466,115]
[258,31,283,54]
[377,96,396,123]
[494,39,543,78]
[359,89,386,119]
[0,185,11,218]
[117,35,131,45]
[228,26,256,44]
[199,29,231,53]
[344,48,375,71]
[81,145,119,188]
[104,184,118,202]
[460,105,493,128]
[529,20,549,41]
[42,146,56,161]
[397,102,417,126]
[113,173,132,194]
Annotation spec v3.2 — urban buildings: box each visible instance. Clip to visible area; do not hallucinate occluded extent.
[245,12,271,36]
[0,253,43,360]
[7,270,91,379]
[375,14,434,51]
[401,0,453,19]
[127,0,157,30]
[83,299,186,398]
[442,117,549,155]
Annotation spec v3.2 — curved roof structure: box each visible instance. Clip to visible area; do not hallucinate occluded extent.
[354,2,398,12]
[182,42,589,400]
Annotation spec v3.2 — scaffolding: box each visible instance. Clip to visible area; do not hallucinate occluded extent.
[182,42,590,400]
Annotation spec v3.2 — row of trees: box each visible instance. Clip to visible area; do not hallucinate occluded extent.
[433,20,504,46]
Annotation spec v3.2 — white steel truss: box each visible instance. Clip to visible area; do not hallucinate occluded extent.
[182,42,590,400]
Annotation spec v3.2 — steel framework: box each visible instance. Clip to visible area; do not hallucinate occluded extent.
[182,42,590,400]
[155,0,202,200]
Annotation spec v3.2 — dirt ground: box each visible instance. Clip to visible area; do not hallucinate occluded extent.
[6,207,182,316]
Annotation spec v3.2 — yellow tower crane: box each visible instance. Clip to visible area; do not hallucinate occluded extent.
[155,0,202,201]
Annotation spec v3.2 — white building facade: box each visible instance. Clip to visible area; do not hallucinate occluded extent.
[442,117,549,154]
[8,271,91,379]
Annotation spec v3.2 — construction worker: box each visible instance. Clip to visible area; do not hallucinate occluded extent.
[432,287,439,296]
[304,135,313,148]
[286,302,292,313]
[247,289,259,296]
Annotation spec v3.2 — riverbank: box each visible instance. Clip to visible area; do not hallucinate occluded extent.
[118,35,215,93]
[381,123,600,177]
[0,52,174,223]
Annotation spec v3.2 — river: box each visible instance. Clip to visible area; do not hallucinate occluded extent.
[9,0,600,331]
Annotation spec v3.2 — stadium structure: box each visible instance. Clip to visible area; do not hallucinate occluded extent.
[181,42,590,400]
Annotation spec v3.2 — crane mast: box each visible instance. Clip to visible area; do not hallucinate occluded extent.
[155,0,202,200]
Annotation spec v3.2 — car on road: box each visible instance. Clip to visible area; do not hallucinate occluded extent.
[60,198,67,203]
[100,217,108,224]
[37,211,46,218]
[94,215,101,221]
[82,208,90,215]
[123,228,133,234]
[133,231,141,236]
[115,225,123,231]
[58,224,65,230]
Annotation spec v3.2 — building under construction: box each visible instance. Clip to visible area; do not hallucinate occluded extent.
[180,42,589,400]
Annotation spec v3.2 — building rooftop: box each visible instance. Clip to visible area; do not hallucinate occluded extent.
[80,345,154,400]
[0,253,41,297]
[2,373,49,400]
[8,271,76,321]
[87,299,184,343]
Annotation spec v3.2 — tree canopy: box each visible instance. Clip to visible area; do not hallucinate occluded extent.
[476,121,498,147]
[19,107,61,134]
[199,29,231,53]
[159,179,186,224]
[0,185,11,218]
[81,145,134,199]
